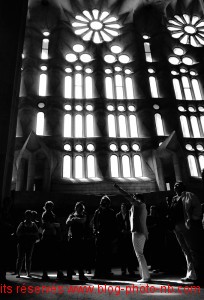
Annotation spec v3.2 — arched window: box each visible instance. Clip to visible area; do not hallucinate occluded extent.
[173,78,183,99]
[108,114,116,137]
[63,155,71,178]
[115,74,124,99]
[192,79,202,100]
[39,74,47,96]
[155,113,164,136]
[75,156,83,178]
[181,76,192,100]
[36,112,44,135]
[41,39,49,60]
[199,155,204,173]
[180,115,190,137]
[187,155,198,177]
[144,42,152,62]
[133,155,142,177]
[65,76,72,98]
[75,114,83,137]
[110,155,119,177]
[87,155,96,178]
[190,116,201,138]
[129,115,138,137]
[85,76,93,98]
[86,114,94,137]
[125,77,134,99]
[118,115,127,137]
[75,74,83,99]
[64,114,72,137]
[149,76,158,98]
[105,77,113,99]
[122,155,131,177]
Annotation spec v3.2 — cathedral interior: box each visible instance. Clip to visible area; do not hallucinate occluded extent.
[0,0,204,219]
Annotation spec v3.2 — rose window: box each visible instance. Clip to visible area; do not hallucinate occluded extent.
[167,14,204,47]
[72,9,121,44]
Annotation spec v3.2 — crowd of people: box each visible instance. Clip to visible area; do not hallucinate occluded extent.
[0,181,204,285]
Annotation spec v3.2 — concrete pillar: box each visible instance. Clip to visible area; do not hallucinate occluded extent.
[27,155,35,191]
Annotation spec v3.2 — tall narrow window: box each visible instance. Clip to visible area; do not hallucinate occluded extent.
[119,115,127,137]
[110,155,119,177]
[180,115,190,137]
[108,114,116,137]
[63,155,71,178]
[125,77,134,99]
[122,155,131,177]
[41,39,49,60]
[187,155,198,177]
[155,113,164,136]
[182,76,192,100]
[199,155,204,172]
[190,116,201,138]
[105,77,113,99]
[65,76,72,98]
[36,112,44,135]
[149,76,158,98]
[129,115,138,137]
[75,74,83,99]
[75,114,83,137]
[85,76,93,98]
[115,74,124,99]
[200,116,204,134]
[192,79,202,100]
[133,155,142,177]
[86,114,94,137]
[87,155,96,178]
[64,114,72,137]
[75,156,83,178]
[39,74,47,96]
[144,42,152,62]
[173,78,183,99]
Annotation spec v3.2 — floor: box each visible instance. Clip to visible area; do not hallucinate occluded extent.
[1,269,203,300]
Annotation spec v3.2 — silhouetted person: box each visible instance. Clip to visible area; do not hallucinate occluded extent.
[116,203,135,276]
[16,210,39,278]
[66,202,88,281]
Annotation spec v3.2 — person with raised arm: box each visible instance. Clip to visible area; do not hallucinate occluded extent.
[114,183,150,283]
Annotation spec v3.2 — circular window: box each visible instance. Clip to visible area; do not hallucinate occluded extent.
[128,105,136,112]
[111,45,122,54]
[75,65,82,71]
[43,31,50,36]
[75,105,83,111]
[86,105,93,111]
[118,105,125,112]
[64,144,71,151]
[121,144,129,151]
[66,53,78,62]
[143,35,150,40]
[65,67,72,73]
[118,54,130,64]
[75,144,83,152]
[180,68,187,73]
[107,105,115,111]
[115,66,122,72]
[178,106,185,112]
[198,106,204,112]
[182,56,193,65]
[196,144,204,151]
[104,54,116,63]
[41,65,47,71]
[188,106,196,112]
[148,68,155,74]
[64,104,72,111]
[184,25,196,34]
[110,144,118,151]
[125,69,132,74]
[38,102,45,109]
[105,69,112,74]
[87,144,95,151]
[171,71,179,75]
[168,56,180,65]
[85,68,93,74]
[190,70,197,76]
[186,144,194,151]
[153,104,160,110]
[132,144,140,151]
[73,44,85,53]
[80,53,92,63]
[173,47,185,56]
[90,21,103,30]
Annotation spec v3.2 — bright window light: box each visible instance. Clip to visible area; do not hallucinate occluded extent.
[192,79,202,100]
[119,115,127,137]
[108,114,116,137]
[85,76,93,98]
[144,42,152,62]
[36,112,44,135]
[173,79,183,99]
[125,77,134,99]
[65,76,72,98]
[75,114,83,137]
[187,155,198,177]
[110,155,119,177]
[86,114,94,137]
[200,116,204,133]
[149,76,158,98]
[133,155,142,177]
[75,74,83,98]
[63,155,71,178]
[180,115,190,137]
[190,116,201,138]
[115,74,124,99]
[122,155,131,177]
[64,114,72,137]
[39,74,47,96]
[75,156,83,178]
[87,155,96,178]
[199,155,204,172]
[105,77,113,99]
[155,113,164,136]
[182,76,192,100]
[41,39,49,60]
[129,115,138,137]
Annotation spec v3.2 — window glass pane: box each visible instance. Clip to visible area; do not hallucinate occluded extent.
[125,77,134,99]
[133,155,142,177]
[75,74,83,98]
[108,114,116,137]
[173,79,183,99]
[190,116,201,138]
[182,76,192,100]
[41,39,49,59]
[110,155,119,177]
[144,42,152,62]
[85,76,93,98]
[144,42,151,52]
[122,155,131,177]
[187,155,198,176]
[86,114,94,137]
[87,155,96,178]
[115,74,124,99]
[75,114,83,137]
[199,155,204,172]
[105,77,113,99]
[64,114,72,137]
[192,79,202,100]
[149,76,158,98]
[182,76,190,88]
[155,113,164,136]
[65,76,72,98]
[119,115,127,137]
[200,116,204,133]
[75,156,83,178]
[39,74,47,96]
[129,115,138,137]
[180,115,190,137]
[36,112,44,135]
[63,155,71,178]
